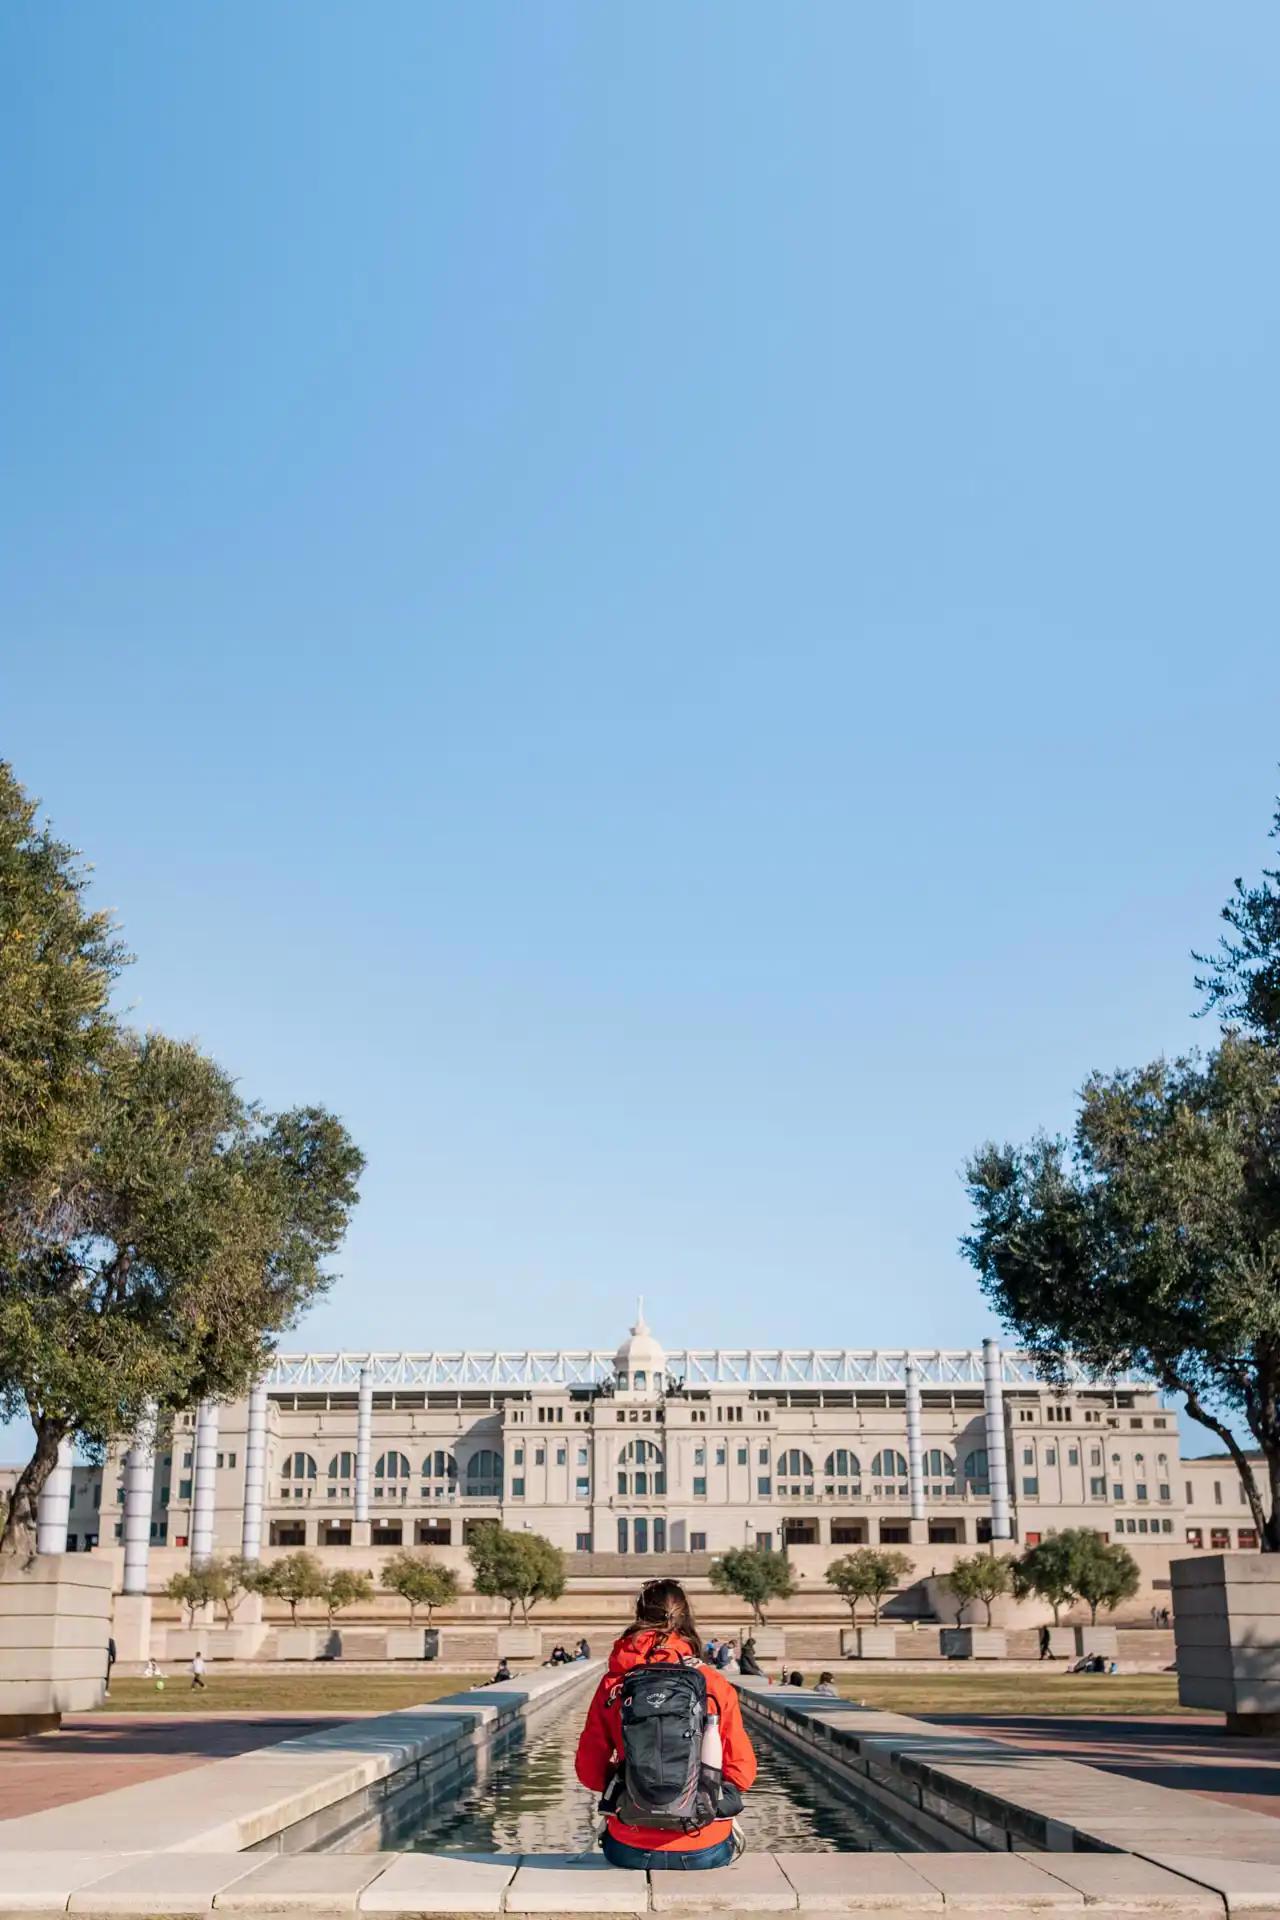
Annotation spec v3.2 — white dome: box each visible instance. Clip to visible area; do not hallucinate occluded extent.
[613,1303,667,1396]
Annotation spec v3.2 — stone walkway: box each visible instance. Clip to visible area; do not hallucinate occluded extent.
[0,1713,344,1821]
[934,1713,1280,1819]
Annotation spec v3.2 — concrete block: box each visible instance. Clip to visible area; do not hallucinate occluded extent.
[648,1851,795,1910]
[940,1626,1007,1660]
[1035,1856,1224,1910]
[215,1854,399,1911]
[332,1630,388,1661]
[0,1854,131,1913]
[1073,1626,1119,1658]
[743,1626,784,1659]
[275,1627,322,1660]
[495,1626,541,1658]
[163,1627,212,1659]
[777,1852,943,1908]
[385,1628,428,1660]
[358,1854,518,1914]
[906,1855,1086,1908]
[845,1626,896,1659]
[111,1594,152,1665]
[1148,1854,1280,1914]
[506,1858,650,1913]
[68,1854,264,1914]
[0,1555,112,1731]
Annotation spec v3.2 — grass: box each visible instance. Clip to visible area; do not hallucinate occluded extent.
[826,1670,1190,1716]
[97,1671,485,1714]
[96,1667,1189,1719]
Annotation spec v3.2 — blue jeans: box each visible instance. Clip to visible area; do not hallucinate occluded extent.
[602,1832,736,1871]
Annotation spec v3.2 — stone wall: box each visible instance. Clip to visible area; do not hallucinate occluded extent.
[0,1552,114,1732]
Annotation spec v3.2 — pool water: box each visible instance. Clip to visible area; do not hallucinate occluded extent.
[402,1699,902,1854]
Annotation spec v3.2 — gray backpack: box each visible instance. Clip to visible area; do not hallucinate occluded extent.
[615,1659,717,1830]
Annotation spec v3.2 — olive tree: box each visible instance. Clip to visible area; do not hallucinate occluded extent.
[467,1525,565,1623]
[708,1545,795,1625]
[825,1548,912,1626]
[945,1552,1014,1626]
[381,1549,459,1624]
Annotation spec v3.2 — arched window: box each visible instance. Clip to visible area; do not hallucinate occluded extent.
[633,1371,647,1391]
[923,1449,956,1481]
[776,1449,814,1478]
[328,1451,356,1480]
[617,1438,665,1497]
[871,1450,908,1478]
[963,1448,989,1491]
[824,1449,861,1480]
[422,1450,458,1480]
[616,1371,629,1391]
[465,1449,503,1498]
[374,1451,410,1480]
[280,1451,317,1499]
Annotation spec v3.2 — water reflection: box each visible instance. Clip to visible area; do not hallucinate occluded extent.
[406,1701,897,1854]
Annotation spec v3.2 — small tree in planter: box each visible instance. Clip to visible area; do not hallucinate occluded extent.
[1071,1535,1140,1625]
[381,1549,459,1625]
[708,1546,794,1625]
[261,1550,328,1625]
[467,1525,565,1624]
[825,1548,912,1626]
[946,1552,1014,1627]
[166,1569,207,1627]
[323,1567,374,1626]
[1013,1530,1092,1625]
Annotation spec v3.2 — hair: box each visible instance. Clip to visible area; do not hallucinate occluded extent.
[787,1669,804,1685]
[626,1577,700,1652]
[817,1671,834,1684]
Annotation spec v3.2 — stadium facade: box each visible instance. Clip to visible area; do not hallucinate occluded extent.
[50,1312,1258,1581]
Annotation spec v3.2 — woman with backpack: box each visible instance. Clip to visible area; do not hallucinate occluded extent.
[574,1577,757,1870]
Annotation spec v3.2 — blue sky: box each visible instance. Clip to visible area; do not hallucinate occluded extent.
[3,5,1279,1424]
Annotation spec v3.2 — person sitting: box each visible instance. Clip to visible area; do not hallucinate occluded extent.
[715,1638,736,1670]
[575,1637,591,1660]
[737,1636,764,1677]
[786,1669,804,1687]
[548,1644,569,1665]
[491,1657,513,1684]
[813,1671,838,1696]
[575,1577,757,1870]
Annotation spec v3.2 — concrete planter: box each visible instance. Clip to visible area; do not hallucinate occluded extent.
[276,1626,322,1660]
[331,1629,388,1661]
[496,1626,541,1658]
[386,1628,428,1660]
[164,1627,211,1660]
[0,1552,114,1733]
[1173,1552,1280,1731]
[840,1625,895,1658]
[941,1626,1007,1660]
[1073,1625,1119,1659]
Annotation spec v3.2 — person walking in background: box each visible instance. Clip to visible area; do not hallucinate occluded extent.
[190,1650,206,1690]
[1038,1625,1053,1660]
[105,1635,116,1697]
[576,1578,756,1870]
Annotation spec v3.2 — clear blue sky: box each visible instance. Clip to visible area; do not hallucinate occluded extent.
[3,6,1279,1396]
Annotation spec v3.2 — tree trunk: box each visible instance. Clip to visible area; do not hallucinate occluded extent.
[1051,1601,1061,1626]
[0,1419,70,1559]
[1089,1599,1098,1624]
[872,1597,881,1625]
[984,1598,993,1626]
[1184,1388,1274,1549]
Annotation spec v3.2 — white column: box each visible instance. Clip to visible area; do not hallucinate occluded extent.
[982,1338,1012,1540]
[190,1399,219,1564]
[355,1366,372,1526]
[904,1357,926,1527]
[122,1403,157,1594]
[241,1380,269,1562]
[35,1436,73,1555]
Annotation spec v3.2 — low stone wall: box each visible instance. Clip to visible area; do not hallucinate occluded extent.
[0,1553,114,1733]
[736,1678,1280,1866]
[0,1658,601,1856]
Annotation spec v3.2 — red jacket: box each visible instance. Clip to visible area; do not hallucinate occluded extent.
[574,1630,757,1852]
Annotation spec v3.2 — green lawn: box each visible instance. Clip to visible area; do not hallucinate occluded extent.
[826,1669,1190,1716]
[97,1671,485,1714]
[95,1666,1189,1719]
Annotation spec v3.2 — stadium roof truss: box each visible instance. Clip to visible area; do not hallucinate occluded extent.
[264,1348,1150,1392]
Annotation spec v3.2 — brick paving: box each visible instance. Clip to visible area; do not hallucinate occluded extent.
[0,1713,345,1821]
[934,1712,1280,1819]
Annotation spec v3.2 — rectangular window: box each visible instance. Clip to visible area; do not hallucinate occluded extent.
[1022,1447,1034,1465]
[511,1477,525,1497]
[179,1478,192,1499]
[617,1519,628,1554]
[575,1477,590,1499]
[1185,1481,1193,1505]
[1091,1448,1102,1467]
[694,1447,705,1467]
[1211,1527,1230,1550]
[576,1532,592,1552]
[757,1477,772,1497]
[1112,1484,1124,1501]
[577,1446,588,1467]
[634,1519,649,1555]
[1135,1484,1148,1502]
[1068,1448,1079,1466]
[556,1447,566,1466]
[654,1519,667,1553]
[1045,1448,1056,1466]
[1239,1529,1259,1549]
[715,1447,726,1466]
[514,1447,524,1466]
[737,1447,748,1466]
[690,1531,707,1552]
[1186,1527,1203,1547]
[534,1447,545,1466]
[693,1476,707,1497]
[1158,1484,1171,1502]
[1214,1481,1223,1505]
[758,1446,768,1465]
[1090,1477,1106,1497]
[1022,1476,1039,1497]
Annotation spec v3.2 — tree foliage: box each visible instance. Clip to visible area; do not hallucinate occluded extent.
[1012,1534,1082,1625]
[0,765,364,1555]
[380,1548,459,1623]
[1195,791,1280,1045]
[324,1567,375,1624]
[964,1037,1280,1549]
[259,1550,329,1624]
[708,1545,795,1624]
[945,1552,1014,1626]
[1069,1533,1141,1624]
[824,1548,912,1625]
[466,1525,565,1622]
